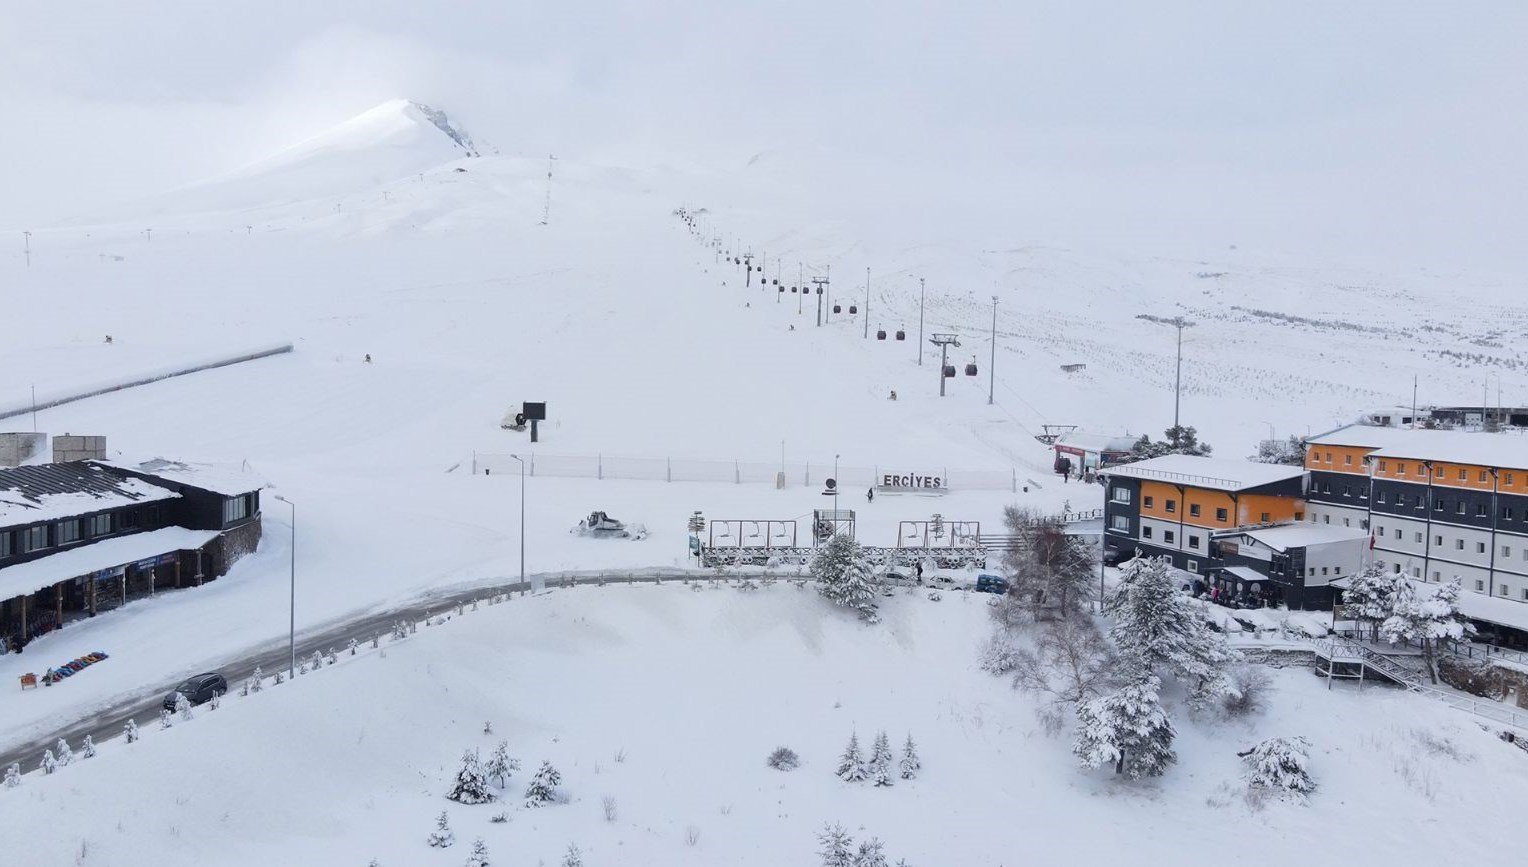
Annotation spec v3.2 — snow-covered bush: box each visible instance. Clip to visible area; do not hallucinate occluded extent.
[523,761,563,808]
[447,750,495,805]
[55,738,73,767]
[426,811,454,848]
[899,734,921,780]
[978,633,1023,676]
[1221,665,1271,717]
[250,666,263,692]
[80,736,96,759]
[835,732,867,782]
[348,638,358,656]
[1073,674,1176,779]
[818,824,855,867]
[465,838,490,867]
[39,749,57,775]
[159,709,173,730]
[767,746,800,771]
[485,740,518,788]
[175,693,193,721]
[560,843,583,867]
[602,794,617,822]
[3,763,18,788]
[869,731,894,787]
[1241,736,1315,801]
[124,719,139,743]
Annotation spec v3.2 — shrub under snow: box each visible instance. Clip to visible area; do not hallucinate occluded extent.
[1241,736,1315,801]
[767,746,801,771]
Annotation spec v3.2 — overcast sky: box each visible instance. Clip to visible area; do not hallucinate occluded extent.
[4,2,1528,269]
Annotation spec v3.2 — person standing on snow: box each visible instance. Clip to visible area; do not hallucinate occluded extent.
[866,487,875,503]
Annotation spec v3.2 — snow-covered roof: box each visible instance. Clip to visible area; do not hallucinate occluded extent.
[1230,523,1369,551]
[1053,432,1138,454]
[0,527,219,603]
[1099,454,1305,492]
[1306,424,1528,469]
[94,457,267,497]
[0,464,180,529]
[1223,565,1271,585]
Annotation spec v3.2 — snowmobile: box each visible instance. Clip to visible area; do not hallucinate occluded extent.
[573,510,648,541]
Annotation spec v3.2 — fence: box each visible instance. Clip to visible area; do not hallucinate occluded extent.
[469,452,1021,491]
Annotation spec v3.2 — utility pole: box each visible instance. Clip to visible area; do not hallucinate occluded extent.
[1149,317,1196,430]
[988,295,998,405]
[1411,374,1418,428]
[540,154,556,225]
[812,273,829,327]
[930,334,960,397]
[143,228,152,243]
[864,267,871,339]
[272,495,296,680]
[744,252,754,287]
[798,263,804,315]
[825,264,832,322]
[22,231,30,267]
[917,278,926,365]
[511,455,526,594]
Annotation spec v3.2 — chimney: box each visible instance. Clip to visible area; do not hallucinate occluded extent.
[53,434,107,463]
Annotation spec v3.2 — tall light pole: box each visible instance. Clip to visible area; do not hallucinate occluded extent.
[834,453,841,517]
[863,267,871,339]
[272,495,296,680]
[917,278,926,366]
[987,295,998,405]
[1145,316,1195,431]
[510,455,526,593]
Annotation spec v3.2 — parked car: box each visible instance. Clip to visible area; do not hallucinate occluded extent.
[163,672,227,711]
[975,574,1011,595]
[1102,547,1129,566]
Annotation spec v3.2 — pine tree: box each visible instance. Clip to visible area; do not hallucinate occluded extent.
[426,811,455,848]
[40,749,57,775]
[159,709,173,729]
[855,838,889,867]
[485,741,518,788]
[3,763,19,788]
[124,719,140,743]
[899,734,921,780]
[1107,557,1236,708]
[1073,673,1176,779]
[835,731,866,782]
[812,534,880,621]
[250,666,263,692]
[176,693,193,721]
[817,824,855,867]
[1343,564,1401,642]
[560,843,583,867]
[447,750,495,804]
[1240,736,1315,799]
[55,738,73,767]
[523,760,562,807]
[465,838,490,867]
[81,735,96,759]
[869,731,894,787]
[1380,577,1469,683]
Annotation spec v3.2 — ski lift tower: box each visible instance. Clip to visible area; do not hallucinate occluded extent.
[929,333,961,396]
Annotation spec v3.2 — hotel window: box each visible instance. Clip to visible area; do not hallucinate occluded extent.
[88,513,111,536]
[1164,531,1176,545]
[1522,588,1528,601]
[1435,535,1443,546]
[1323,515,1331,525]
[1507,472,1516,485]
[1216,508,1228,522]
[1377,460,1388,472]
[1186,560,1199,573]
[1342,485,1352,498]
[1141,525,1153,539]
[1456,539,1465,550]
[1476,503,1488,517]
[1477,542,1487,554]
[1393,529,1401,539]
[1505,546,1513,558]
[1480,470,1489,483]
[1411,567,1421,578]
[0,532,9,558]
[1345,454,1353,465]
[1456,503,1466,515]
[1431,571,1440,581]
[1110,515,1129,531]
[1344,518,1351,527]
[1112,487,1131,504]
[1189,503,1201,518]
[1259,512,1270,523]
[1415,532,1423,543]
[56,520,80,545]
[1165,500,1177,514]
[1325,452,1334,463]
[1376,491,1387,504]
[1476,580,1486,592]
[1334,566,1343,575]
[1142,495,1154,508]
[1321,567,1329,576]
[1458,468,1467,481]
[1503,507,1516,521]
[223,496,249,524]
[1500,585,1510,597]
[1321,482,1331,494]
[1432,498,1442,511]
[1189,535,1201,549]
[1397,463,1406,475]
[20,526,49,553]
[1361,520,1369,530]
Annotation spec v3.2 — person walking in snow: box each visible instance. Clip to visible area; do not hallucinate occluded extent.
[866,487,874,503]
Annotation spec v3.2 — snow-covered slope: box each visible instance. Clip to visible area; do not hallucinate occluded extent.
[6,586,1527,867]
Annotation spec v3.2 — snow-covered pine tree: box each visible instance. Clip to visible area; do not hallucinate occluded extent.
[250,666,263,692]
[309,650,323,671]
[817,823,855,867]
[855,838,889,867]
[1342,564,1400,642]
[1072,673,1176,779]
[40,749,57,775]
[1380,577,1470,683]
[447,749,495,805]
[869,731,894,787]
[523,760,562,807]
[1240,736,1315,800]
[175,693,193,721]
[81,735,96,759]
[55,738,73,766]
[899,734,921,780]
[274,669,285,685]
[124,719,140,743]
[426,811,455,848]
[483,721,493,736]
[812,534,880,621]
[485,740,518,788]
[3,763,19,788]
[835,731,866,782]
[1107,557,1236,708]
[159,709,173,729]
[348,638,358,656]
[465,838,490,867]
[560,843,583,867]
[298,658,308,675]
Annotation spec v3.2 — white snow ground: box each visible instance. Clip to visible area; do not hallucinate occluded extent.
[7,585,1528,867]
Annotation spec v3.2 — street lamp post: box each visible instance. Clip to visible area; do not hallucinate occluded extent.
[834,454,841,518]
[917,278,926,366]
[272,495,296,680]
[510,454,526,594]
[988,295,998,405]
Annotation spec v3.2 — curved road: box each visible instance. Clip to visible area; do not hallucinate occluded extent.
[0,570,707,775]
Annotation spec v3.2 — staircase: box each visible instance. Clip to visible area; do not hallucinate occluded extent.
[1308,637,1528,733]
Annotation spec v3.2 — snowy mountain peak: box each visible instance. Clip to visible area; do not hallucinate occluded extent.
[402,100,480,157]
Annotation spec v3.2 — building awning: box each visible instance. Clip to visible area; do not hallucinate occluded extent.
[1222,565,1271,585]
[0,527,219,603]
